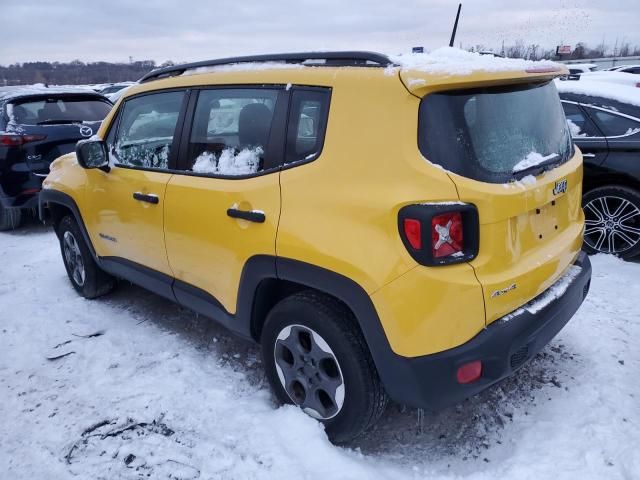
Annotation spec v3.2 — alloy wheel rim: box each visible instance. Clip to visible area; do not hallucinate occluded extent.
[584,195,640,254]
[63,231,86,286]
[273,324,345,420]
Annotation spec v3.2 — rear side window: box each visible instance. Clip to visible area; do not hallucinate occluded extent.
[585,107,640,137]
[186,88,280,176]
[8,96,111,125]
[419,81,573,183]
[285,88,330,164]
[109,91,185,170]
[561,102,602,138]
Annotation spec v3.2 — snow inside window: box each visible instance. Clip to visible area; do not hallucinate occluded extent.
[192,147,262,175]
[186,88,278,175]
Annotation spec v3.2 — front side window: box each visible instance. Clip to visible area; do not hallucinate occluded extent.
[419,81,573,183]
[187,89,279,176]
[586,107,640,137]
[109,91,184,169]
[285,89,330,164]
[561,102,601,138]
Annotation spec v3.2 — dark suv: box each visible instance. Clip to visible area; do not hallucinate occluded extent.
[0,86,112,230]
[559,84,640,259]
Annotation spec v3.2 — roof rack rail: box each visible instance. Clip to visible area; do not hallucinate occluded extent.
[139,51,394,83]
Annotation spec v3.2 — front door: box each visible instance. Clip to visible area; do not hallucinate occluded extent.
[83,90,188,277]
[164,87,286,315]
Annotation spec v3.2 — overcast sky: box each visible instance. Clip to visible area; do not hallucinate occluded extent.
[2,0,638,64]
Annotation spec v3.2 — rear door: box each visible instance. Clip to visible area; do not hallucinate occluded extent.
[83,90,187,278]
[418,81,585,324]
[164,86,286,315]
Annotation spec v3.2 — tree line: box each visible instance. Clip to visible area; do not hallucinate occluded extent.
[0,60,173,87]
[2,40,639,87]
[468,40,640,61]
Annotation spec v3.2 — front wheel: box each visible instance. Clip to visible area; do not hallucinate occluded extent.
[57,215,115,298]
[583,186,640,259]
[261,291,388,443]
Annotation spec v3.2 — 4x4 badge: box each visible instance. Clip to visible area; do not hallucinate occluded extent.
[553,179,568,195]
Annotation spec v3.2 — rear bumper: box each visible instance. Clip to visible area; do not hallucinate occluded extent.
[381,251,591,410]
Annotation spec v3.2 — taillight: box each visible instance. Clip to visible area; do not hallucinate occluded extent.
[398,203,479,266]
[0,134,46,146]
[431,212,463,258]
[403,218,422,250]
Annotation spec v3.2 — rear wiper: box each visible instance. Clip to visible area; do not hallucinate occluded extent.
[514,153,562,176]
[36,119,84,125]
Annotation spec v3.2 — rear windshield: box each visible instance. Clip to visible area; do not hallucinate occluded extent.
[418,81,573,183]
[8,96,111,125]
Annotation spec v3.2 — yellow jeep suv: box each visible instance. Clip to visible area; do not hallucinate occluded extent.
[40,51,592,442]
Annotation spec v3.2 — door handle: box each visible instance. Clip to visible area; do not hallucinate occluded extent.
[227,208,265,223]
[582,153,596,158]
[133,192,159,204]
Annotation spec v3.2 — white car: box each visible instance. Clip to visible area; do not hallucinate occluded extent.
[566,63,598,75]
[578,71,640,88]
[603,65,640,74]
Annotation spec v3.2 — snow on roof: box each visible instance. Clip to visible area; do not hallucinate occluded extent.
[555,79,640,107]
[181,61,305,77]
[0,84,102,103]
[387,47,561,76]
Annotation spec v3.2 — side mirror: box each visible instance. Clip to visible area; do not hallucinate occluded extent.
[76,138,109,171]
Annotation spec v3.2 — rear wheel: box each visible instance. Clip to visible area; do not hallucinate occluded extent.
[0,206,21,231]
[57,215,115,298]
[261,291,387,443]
[583,186,640,259]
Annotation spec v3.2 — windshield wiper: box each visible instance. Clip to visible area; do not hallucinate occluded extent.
[36,119,84,125]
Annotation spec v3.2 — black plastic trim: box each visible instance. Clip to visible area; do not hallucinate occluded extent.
[100,257,176,302]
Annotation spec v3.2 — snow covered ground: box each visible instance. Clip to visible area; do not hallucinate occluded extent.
[1,219,639,479]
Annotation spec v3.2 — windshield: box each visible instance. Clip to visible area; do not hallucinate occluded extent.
[418,81,573,183]
[8,96,112,125]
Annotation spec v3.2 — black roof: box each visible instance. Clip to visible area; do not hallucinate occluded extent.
[0,85,107,104]
[139,51,394,83]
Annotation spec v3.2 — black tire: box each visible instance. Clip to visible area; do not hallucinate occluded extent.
[582,185,640,260]
[261,291,388,443]
[0,206,21,231]
[57,215,115,298]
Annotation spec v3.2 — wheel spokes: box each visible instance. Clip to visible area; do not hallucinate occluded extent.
[584,195,640,254]
[274,325,345,420]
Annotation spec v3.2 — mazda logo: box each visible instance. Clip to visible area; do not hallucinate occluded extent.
[79,125,93,137]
